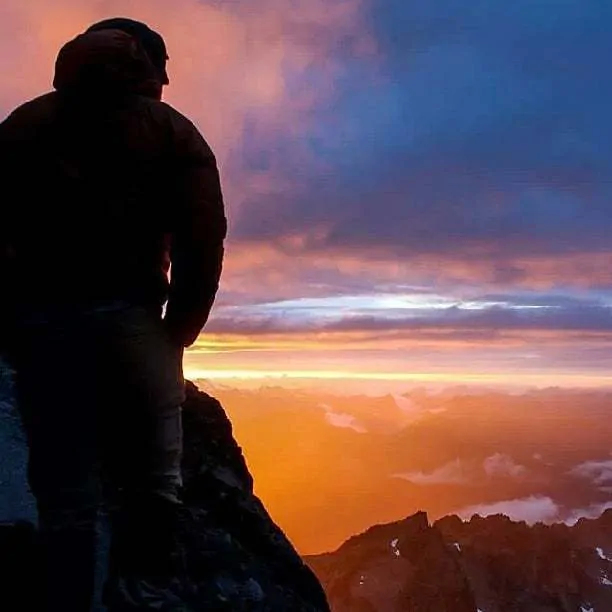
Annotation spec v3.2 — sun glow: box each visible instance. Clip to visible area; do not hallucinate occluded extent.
[183,364,612,390]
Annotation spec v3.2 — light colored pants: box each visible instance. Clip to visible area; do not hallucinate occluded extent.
[10,304,186,611]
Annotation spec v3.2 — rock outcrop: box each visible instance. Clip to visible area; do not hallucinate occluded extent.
[307,511,612,612]
[306,512,476,612]
[178,382,330,610]
[0,378,330,611]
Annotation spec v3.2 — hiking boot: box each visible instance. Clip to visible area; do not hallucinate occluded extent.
[104,494,194,611]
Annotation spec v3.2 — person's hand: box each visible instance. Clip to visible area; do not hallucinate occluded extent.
[162,317,200,349]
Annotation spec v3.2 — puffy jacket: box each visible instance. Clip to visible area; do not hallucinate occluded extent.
[0,29,227,347]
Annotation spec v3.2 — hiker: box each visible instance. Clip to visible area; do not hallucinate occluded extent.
[0,17,227,611]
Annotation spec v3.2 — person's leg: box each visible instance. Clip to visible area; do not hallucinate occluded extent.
[98,306,188,610]
[103,399,184,588]
[12,319,102,612]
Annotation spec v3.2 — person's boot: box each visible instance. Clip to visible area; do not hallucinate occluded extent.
[103,494,194,611]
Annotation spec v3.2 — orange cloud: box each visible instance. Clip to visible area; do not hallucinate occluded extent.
[192,328,612,355]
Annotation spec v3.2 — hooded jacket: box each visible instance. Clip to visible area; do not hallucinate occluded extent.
[0,29,227,347]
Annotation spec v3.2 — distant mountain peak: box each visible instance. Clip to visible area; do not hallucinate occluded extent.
[308,510,612,611]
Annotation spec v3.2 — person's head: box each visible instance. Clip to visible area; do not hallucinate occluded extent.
[54,18,170,100]
[86,18,169,87]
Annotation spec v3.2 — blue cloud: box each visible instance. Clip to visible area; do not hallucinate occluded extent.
[234,0,612,261]
[209,287,612,335]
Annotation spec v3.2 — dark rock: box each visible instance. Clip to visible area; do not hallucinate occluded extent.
[0,360,36,522]
[177,382,330,610]
[307,512,476,612]
[435,512,612,612]
[0,521,42,609]
[308,511,612,612]
[0,380,330,611]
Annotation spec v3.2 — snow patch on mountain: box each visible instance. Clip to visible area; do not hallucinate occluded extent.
[389,538,401,558]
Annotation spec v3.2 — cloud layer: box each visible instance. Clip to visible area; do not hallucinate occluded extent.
[3,1,612,381]
[458,496,560,525]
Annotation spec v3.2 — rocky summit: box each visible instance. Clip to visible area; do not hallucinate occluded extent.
[307,510,612,612]
[0,378,330,611]
[2,366,611,612]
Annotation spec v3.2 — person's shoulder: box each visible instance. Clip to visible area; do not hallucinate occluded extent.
[148,100,215,160]
[3,92,57,119]
[1,93,58,135]
[154,100,199,132]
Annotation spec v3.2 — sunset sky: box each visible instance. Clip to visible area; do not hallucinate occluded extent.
[3,1,612,390]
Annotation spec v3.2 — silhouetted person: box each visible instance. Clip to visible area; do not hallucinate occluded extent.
[0,18,226,611]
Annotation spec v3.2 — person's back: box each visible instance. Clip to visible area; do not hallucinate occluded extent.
[2,23,226,329]
[0,18,226,612]
[4,77,172,311]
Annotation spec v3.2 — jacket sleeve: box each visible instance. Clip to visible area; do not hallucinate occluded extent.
[163,111,227,348]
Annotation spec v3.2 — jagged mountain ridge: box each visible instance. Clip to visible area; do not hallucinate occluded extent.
[307,510,612,612]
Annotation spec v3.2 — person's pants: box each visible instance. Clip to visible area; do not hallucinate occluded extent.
[9,304,186,611]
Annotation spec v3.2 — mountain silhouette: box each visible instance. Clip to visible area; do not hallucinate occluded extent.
[307,510,612,611]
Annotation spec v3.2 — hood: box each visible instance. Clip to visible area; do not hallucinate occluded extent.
[53,29,163,98]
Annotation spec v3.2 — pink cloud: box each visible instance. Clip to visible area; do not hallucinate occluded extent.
[0,0,373,218]
[570,460,612,488]
[458,496,560,525]
[483,454,527,479]
[394,459,469,485]
[565,502,612,525]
